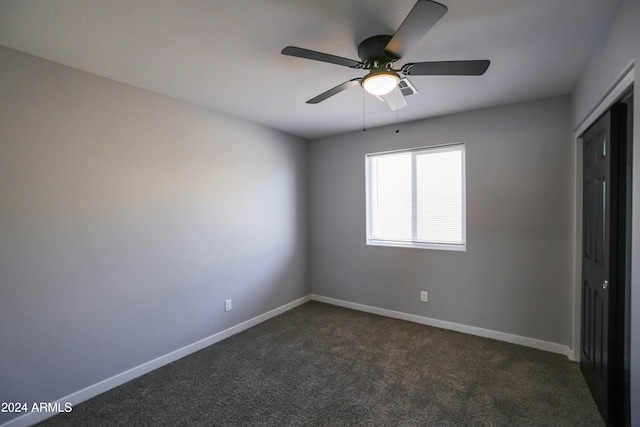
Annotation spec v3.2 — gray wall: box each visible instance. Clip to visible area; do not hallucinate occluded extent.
[572,0,639,423]
[309,97,574,346]
[0,46,309,425]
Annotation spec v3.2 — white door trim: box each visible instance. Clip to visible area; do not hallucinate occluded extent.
[570,64,634,361]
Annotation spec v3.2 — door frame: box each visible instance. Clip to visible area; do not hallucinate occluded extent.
[567,63,636,423]
[571,64,634,363]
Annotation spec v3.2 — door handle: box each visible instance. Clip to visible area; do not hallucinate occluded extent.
[602,280,609,290]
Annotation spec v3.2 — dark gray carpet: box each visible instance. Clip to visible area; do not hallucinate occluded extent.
[38,301,603,426]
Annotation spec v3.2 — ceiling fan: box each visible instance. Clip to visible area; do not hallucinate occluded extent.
[281,0,489,110]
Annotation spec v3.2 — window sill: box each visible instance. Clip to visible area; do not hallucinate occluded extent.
[366,239,466,252]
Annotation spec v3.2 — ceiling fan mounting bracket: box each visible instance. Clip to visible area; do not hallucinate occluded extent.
[357,35,398,68]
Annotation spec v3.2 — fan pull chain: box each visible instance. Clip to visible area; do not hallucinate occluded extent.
[362,88,366,132]
[395,86,400,134]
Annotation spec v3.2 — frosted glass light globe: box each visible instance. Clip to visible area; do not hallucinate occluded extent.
[362,70,400,96]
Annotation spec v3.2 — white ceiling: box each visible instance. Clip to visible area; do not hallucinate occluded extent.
[0,0,621,139]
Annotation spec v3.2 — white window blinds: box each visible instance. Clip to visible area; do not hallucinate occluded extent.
[366,144,466,251]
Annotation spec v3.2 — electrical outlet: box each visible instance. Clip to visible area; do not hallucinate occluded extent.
[420,291,428,302]
[225,299,232,312]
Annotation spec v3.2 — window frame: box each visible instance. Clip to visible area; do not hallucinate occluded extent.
[365,143,467,251]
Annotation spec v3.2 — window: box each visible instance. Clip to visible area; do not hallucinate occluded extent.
[365,143,466,251]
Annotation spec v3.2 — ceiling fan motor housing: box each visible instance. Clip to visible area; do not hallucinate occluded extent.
[357,35,396,66]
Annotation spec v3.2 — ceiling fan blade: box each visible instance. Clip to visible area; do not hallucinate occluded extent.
[306,79,361,104]
[385,0,447,59]
[282,46,363,68]
[402,60,490,76]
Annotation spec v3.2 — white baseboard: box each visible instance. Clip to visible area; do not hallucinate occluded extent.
[1,295,311,427]
[3,293,573,427]
[310,294,571,357]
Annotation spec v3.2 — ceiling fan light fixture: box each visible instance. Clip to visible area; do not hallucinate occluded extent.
[361,69,400,96]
